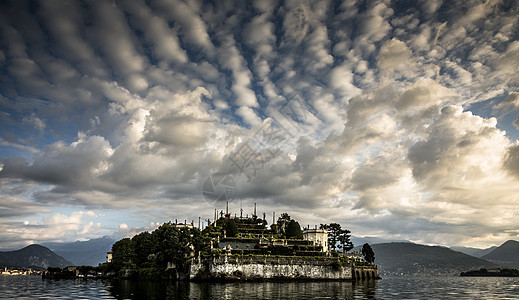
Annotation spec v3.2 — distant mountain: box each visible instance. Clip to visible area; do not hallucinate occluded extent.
[0,244,72,270]
[472,246,498,258]
[42,236,116,266]
[482,240,519,268]
[360,242,497,276]
[350,236,410,247]
[450,246,497,258]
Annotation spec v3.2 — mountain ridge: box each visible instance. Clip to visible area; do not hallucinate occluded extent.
[450,246,497,258]
[481,240,519,268]
[42,236,115,266]
[0,244,72,270]
[357,242,498,276]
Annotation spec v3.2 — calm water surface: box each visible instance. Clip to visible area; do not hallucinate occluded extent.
[2,275,519,299]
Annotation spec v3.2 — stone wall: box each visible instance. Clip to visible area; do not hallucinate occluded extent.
[189,260,352,280]
[352,266,379,279]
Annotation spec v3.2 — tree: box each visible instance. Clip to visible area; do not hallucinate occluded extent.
[276,213,291,236]
[109,222,206,277]
[111,238,136,272]
[285,219,303,239]
[327,223,342,252]
[132,231,155,267]
[222,219,238,237]
[337,228,354,252]
[325,223,354,252]
[362,243,375,264]
[152,223,202,271]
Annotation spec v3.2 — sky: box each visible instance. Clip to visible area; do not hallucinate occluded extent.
[0,0,519,250]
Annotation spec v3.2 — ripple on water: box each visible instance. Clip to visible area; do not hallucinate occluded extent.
[2,275,519,299]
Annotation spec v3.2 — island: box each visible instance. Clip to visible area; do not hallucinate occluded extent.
[460,268,519,277]
[43,204,380,281]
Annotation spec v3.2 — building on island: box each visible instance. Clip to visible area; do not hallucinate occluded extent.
[187,204,379,280]
[106,251,113,263]
[303,228,329,252]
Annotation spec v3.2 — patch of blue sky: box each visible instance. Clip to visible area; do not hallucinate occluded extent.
[467,94,519,141]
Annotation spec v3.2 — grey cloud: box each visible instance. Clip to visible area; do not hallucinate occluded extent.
[494,92,519,112]
[119,0,188,65]
[504,143,519,178]
[87,1,148,92]
[39,0,109,79]
[22,113,45,131]
[351,155,406,192]
[144,115,208,147]
[150,0,215,53]
[0,135,112,189]
[0,189,46,218]
[281,0,310,47]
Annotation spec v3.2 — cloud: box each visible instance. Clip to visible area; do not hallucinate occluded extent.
[143,86,212,147]
[494,92,519,112]
[217,36,259,108]
[1,134,113,189]
[281,0,310,46]
[504,142,519,178]
[408,105,507,189]
[22,113,45,131]
[1,0,519,249]
[377,38,413,73]
[119,0,188,65]
[354,1,393,53]
[0,210,102,249]
[150,0,214,53]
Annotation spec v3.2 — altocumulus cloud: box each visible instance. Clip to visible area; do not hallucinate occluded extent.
[0,0,518,249]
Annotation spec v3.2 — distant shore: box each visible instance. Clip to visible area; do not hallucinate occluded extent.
[460,268,519,277]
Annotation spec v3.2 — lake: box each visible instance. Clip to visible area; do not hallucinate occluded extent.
[2,275,519,299]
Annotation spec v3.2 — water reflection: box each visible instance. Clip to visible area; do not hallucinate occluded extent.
[107,279,379,299]
[352,279,378,299]
[7,275,518,299]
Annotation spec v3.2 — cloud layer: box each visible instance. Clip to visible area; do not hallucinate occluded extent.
[0,0,519,249]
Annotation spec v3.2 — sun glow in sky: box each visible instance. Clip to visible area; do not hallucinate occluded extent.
[1,0,519,249]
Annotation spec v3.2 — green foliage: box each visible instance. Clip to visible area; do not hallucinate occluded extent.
[285,219,303,239]
[362,243,375,264]
[222,219,238,237]
[276,213,291,237]
[324,223,354,253]
[110,222,207,277]
[111,238,136,271]
[132,231,155,267]
[337,228,354,252]
[153,223,201,271]
[276,213,304,239]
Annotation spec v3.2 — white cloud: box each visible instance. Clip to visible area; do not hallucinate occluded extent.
[377,38,413,72]
[354,1,393,51]
[217,36,259,108]
[2,0,519,249]
[22,113,45,131]
[151,0,215,53]
[0,210,102,249]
